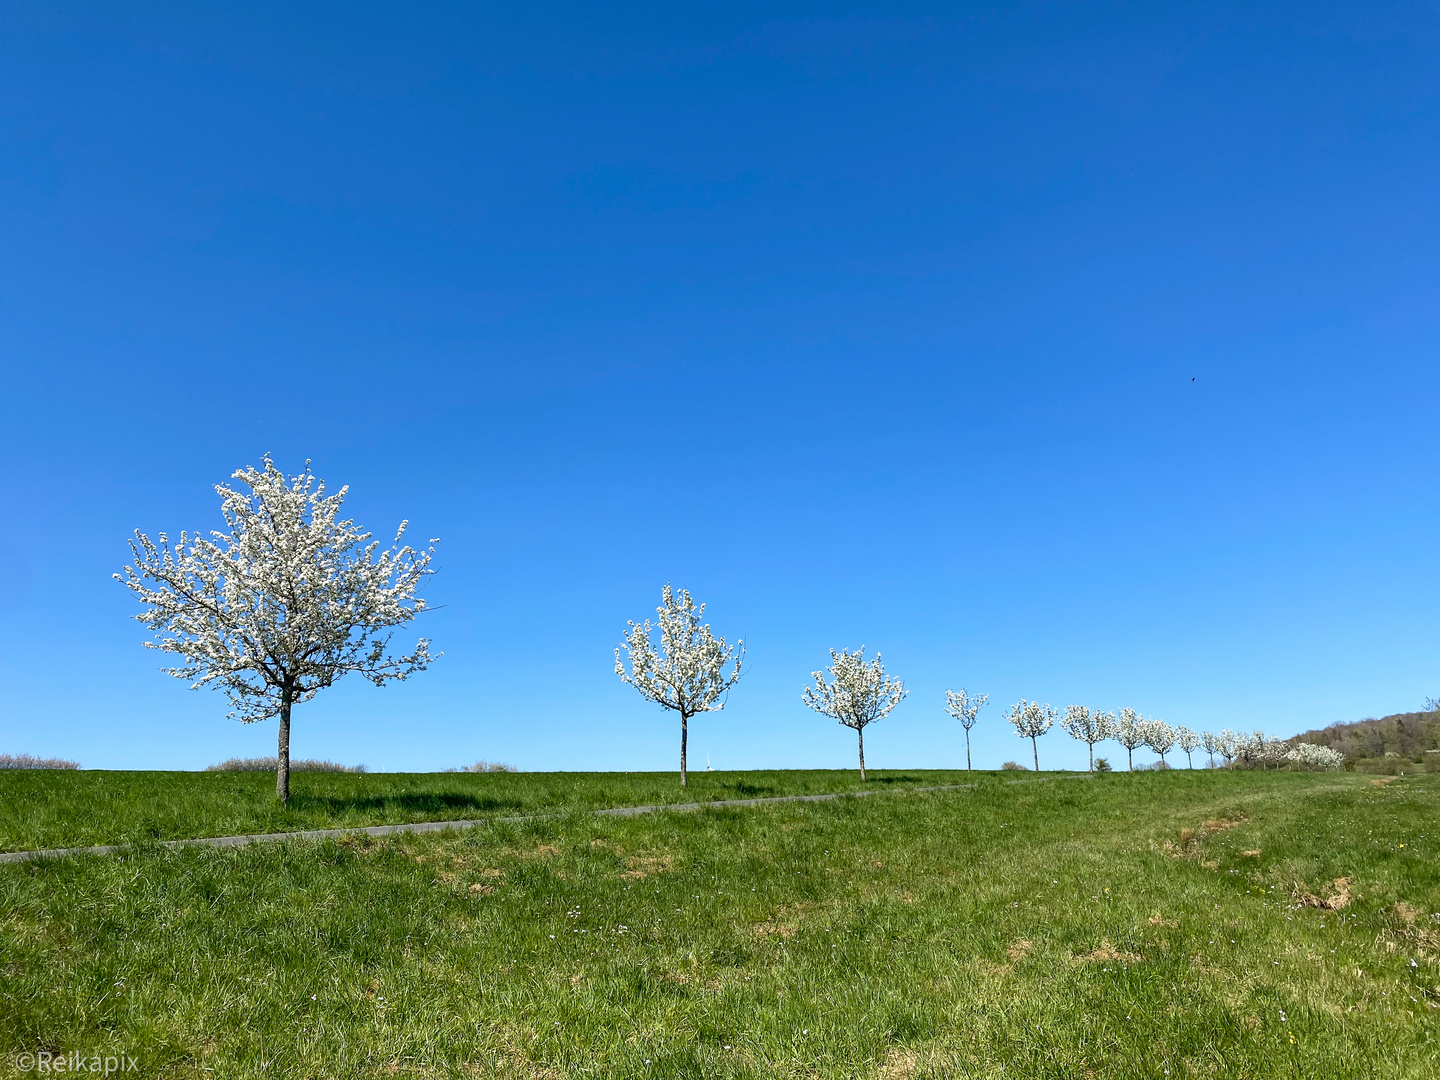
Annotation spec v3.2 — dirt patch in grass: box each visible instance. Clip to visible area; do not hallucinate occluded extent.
[620,854,673,880]
[1162,813,1251,857]
[878,1048,919,1080]
[1294,877,1352,911]
[1006,939,1033,960]
[1075,940,1142,965]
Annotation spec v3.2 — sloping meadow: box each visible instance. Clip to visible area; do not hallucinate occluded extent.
[2,772,1437,1078]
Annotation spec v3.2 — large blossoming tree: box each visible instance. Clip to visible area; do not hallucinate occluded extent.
[118,457,438,802]
[803,648,906,781]
[615,585,744,787]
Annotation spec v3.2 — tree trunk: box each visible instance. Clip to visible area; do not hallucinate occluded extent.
[1127,747,1134,771]
[1031,735,1039,772]
[857,725,866,782]
[679,712,688,788]
[965,730,972,771]
[276,688,293,804]
[1088,742,1095,772]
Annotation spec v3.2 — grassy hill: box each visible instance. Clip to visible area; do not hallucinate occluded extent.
[3,770,1437,1077]
[1290,709,1440,773]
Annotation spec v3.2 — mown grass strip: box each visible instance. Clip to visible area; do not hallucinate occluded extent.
[0,781,1001,863]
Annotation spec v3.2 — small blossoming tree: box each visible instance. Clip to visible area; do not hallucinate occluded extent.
[117,457,438,803]
[1144,720,1176,767]
[1217,729,1238,767]
[1005,700,1057,772]
[1114,708,1147,771]
[944,689,989,771]
[1175,726,1201,768]
[803,648,906,781]
[615,584,744,787]
[1201,729,1221,768]
[1061,704,1113,772]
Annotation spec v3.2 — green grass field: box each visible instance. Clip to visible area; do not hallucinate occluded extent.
[3,770,1437,1078]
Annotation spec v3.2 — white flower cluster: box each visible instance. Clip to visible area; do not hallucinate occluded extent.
[118,457,436,722]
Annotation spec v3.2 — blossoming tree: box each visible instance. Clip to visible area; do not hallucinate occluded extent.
[802,648,906,781]
[1201,729,1222,768]
[1061,704,1113,772]
[1217,729,1238,767]
[1144,719,1176,767]
[1114,708,1148,771]
[1005,699,1057,772]
[1286,742,1344,770]
[944,689,989,771]
[615,584,744,787]
[117,457,437,803]
[1175,725,1201,768]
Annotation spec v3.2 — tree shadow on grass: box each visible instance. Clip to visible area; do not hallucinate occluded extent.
[723,782,784,797]
[284,792,519,817]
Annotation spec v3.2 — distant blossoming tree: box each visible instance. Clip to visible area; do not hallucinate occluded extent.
[1114,708,1148,771]
[944,689,989,771]
[615,584,744,787]
[1061,705,1113,772]
[1144,720,1176,767]
[1201,729,1222,768]
[1005,700,1057,772]
[117,457,437,803]
[803,648,906,781]
[1175,726,1201,768]
[1217,729,1238,767]
[1286,742,1344,771]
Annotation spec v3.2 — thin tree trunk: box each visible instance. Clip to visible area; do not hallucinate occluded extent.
[1127,747,1134,771]
[1088,742,1094,772]
[857,725,866,782]
[276,689,293,804]
[965,730,972,771]
[1031,735,1039,772]
[1186,751,1194,769]
[679,712,688,787]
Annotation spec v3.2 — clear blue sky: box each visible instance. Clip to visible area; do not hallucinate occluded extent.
[3,2,1438,773]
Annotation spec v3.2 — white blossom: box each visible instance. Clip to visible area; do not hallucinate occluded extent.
[1286,742,1344,771]
[1005,700,1057,772]
[116,457,437,802]
[1061,705,1113,772]
[1143,719,1176,767]
[944,689,989,771]
[615,584,744,787]
[1113,708,1148,771]
[802,648,906,782]
[1175,726,1201,768]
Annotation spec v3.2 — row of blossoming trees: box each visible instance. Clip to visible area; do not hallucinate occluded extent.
[614,584,1344,784]
[118,457,1341,801]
